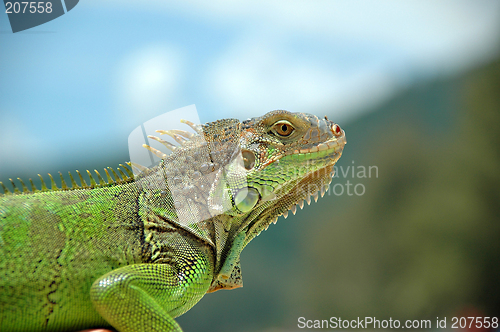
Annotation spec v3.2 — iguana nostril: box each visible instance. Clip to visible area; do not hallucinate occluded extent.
[332,124,342,136]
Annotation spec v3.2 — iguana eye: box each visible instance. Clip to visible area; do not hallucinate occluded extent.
[272,121,294,137]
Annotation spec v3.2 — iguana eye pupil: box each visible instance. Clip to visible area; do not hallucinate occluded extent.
[273,121,294,136]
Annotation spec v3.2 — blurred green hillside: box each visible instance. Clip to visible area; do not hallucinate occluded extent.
[178,55,500,331]
[304,58,500,320]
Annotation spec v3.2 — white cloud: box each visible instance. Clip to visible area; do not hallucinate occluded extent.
[95,0,500,120]
[94,0,500,61]
[113,45,185,127]
[193,0,499,72]
[204,38,398,119]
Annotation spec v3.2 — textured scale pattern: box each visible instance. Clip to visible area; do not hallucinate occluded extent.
[0,110,346,332]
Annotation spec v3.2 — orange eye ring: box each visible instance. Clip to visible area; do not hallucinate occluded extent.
[272,121,295,137]
[332,124,342,136]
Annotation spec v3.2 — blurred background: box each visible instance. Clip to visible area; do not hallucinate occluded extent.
[1,1,500,331]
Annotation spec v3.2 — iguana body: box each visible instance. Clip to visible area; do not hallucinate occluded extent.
[0,110,346,332]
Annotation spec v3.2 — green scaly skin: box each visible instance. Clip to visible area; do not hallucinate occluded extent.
[0,110,346,332]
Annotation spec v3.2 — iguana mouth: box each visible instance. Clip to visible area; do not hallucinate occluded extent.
[286,135,346,157]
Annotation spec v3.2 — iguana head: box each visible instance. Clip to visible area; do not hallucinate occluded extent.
[233,110,346,243]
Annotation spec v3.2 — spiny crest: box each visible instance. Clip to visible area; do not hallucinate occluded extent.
[278,171,333,220]
[132,119,204,175]
[0,163,134,196]
[1,119,203,196]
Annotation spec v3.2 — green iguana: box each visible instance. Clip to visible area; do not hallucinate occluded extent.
[0,110,346,332]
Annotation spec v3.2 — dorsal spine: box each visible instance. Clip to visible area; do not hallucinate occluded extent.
[0,162,134,196]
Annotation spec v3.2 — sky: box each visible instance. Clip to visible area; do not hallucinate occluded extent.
[1,0,500,178]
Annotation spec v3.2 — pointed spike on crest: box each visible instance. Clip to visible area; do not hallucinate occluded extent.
[130,162,150,175]
[38,174,49,192]
[272,217,278,224]
[180,119,203,134]
[94,170,106,186]
[143,144,167,159]
[147,135,177,152]
[76,170,89,188]
[291,205,297,215]
[283,211,289,219]
[107,167,122,184]
[298,200,304,209]
[29,178,38,193]
[86,170,97,188]
[17,178,29,193]
[170,133,187,145]
[120,163,134,179]
[104,168,114,185]
[305,195,311,205]
[117,168,127,182]
[156,130,187,145]
[167,129,194,139]
[68,171,80,189]
[48,174,59,191]
[0,181,11,195]
[313,192,319,202]
[58,172,69,190]
[9,179,21,194]
[320,186,325,198]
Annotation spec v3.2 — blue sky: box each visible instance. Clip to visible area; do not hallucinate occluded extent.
[1,0,499,178]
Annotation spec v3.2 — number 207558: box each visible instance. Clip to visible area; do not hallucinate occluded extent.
[5,2,53,14]
[451,317,498,329]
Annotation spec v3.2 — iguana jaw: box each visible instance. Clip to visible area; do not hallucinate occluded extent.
[280,133,346,161]
[243,164,338,246]
[243,131,346,245]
